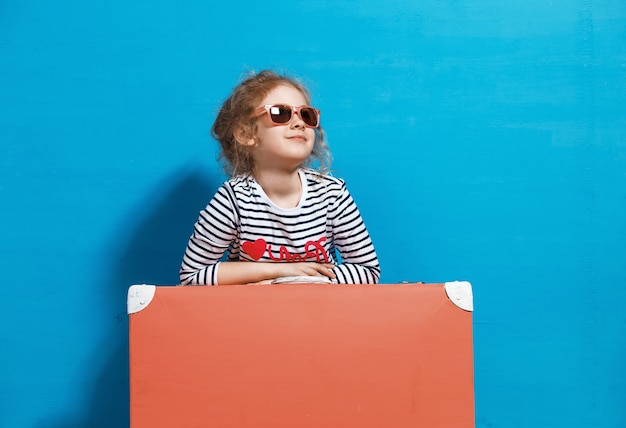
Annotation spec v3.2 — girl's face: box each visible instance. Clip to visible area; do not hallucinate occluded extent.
[247,84,316,173]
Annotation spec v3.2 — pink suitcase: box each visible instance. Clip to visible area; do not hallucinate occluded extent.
[128,282,474,427]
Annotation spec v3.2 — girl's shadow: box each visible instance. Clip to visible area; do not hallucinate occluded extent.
[41,167,220,428]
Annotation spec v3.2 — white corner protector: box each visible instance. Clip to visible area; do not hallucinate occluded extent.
[127,284,156,314]
[444,281,473,311]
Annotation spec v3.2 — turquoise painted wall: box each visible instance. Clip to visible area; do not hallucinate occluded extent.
[1,1,625,426]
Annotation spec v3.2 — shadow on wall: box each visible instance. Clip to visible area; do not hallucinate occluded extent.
[41,167,221,428]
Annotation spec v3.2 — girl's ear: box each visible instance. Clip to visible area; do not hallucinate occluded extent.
[233,126,256,147]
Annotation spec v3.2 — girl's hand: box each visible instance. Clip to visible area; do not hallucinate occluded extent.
[217,261,336,285]
[274,262,336,280]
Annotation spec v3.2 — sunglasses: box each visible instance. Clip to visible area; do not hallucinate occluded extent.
[254,104,321,128]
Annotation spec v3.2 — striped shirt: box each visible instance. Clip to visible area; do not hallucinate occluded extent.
[180,168,380,285]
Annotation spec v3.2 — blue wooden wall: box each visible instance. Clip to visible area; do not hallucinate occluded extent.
[1,1,625,426]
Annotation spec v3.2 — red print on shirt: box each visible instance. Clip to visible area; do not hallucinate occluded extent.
[241,239,267,261]
[242,237,329,263]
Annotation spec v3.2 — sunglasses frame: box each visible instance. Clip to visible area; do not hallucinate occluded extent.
[253,104,321,128]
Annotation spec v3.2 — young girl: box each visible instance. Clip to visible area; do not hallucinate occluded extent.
[180,70,380,285]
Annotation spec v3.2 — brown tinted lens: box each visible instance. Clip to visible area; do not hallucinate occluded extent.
[268,105,292,123]
[300,107,319,127]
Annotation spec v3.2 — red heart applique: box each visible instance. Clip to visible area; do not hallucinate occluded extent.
[242,238,267,261]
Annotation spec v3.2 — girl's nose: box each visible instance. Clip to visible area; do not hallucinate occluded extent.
[291,111,306,128]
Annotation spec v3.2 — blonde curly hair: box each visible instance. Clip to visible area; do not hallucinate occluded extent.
[211,70,331,177]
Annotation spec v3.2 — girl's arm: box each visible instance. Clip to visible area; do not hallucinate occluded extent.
[216,261,336,285]
[330,182,381,284]
[179,185,236,285]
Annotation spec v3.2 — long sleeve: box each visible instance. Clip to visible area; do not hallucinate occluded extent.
[179,186,238,285]
[330,182,381,284]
